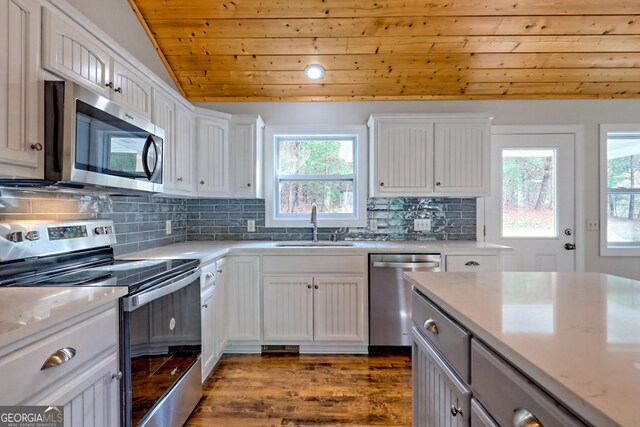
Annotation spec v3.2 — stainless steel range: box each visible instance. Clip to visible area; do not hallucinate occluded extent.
[0,219,202,427]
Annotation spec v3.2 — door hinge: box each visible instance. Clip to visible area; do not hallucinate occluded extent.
[483,225,486,237]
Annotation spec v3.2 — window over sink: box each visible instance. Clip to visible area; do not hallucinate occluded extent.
[264,125,367,228]
[600,124,640,256]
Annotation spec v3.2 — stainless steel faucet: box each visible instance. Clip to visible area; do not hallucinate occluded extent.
[310,202,318,242]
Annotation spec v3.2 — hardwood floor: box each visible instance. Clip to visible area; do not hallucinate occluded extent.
[186,353,412,426]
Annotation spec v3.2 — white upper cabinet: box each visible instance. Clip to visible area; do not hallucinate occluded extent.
[369,114,491,197]
[0,0,43,178]
[196,113,230,196]
[42,9,152,119]
[229,115,264,198]
[172,103,195,194]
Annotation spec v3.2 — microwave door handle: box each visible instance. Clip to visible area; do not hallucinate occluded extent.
[141,135,159,180]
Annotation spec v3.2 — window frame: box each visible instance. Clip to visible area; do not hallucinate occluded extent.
[264,125,368,228]
[599,124,640,256]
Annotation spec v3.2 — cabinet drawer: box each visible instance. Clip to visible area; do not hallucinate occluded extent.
[412,289,470,381]
[201,261,217,293]
[471,339,586,427]
[445,255,498,272]
[262,255,365,274]
[0,307,118,404]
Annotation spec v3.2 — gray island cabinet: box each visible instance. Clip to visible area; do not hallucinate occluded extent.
[406,272,639,427]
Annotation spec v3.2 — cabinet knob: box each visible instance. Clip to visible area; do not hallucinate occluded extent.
[464,261,480,266]
[379,182,385,187]
[200,180,205,185]
[177,177,184,182]
[30,143,43,152]
[314,284,319,289]
[114,87,122,93]
[247,183,251,187]
[112,371,123,381]
[217,268,223,274]
[450,405,463,417]
[106,82,114,89]
[423,318,439,334]
[202,303,208,308]
[512,408,542,427]
[436,182,441,186]
[307,284,312,289]
[41,347,76,370]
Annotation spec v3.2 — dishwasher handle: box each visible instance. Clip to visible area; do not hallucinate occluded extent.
[372,261,440,269]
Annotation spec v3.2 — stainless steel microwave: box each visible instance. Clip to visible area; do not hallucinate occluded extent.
[42,81,164,193]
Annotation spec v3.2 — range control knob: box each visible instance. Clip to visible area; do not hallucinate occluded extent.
[6,231,24,243]
[25,231,40,241]
[94,226,106,235]
[104,226,113,234]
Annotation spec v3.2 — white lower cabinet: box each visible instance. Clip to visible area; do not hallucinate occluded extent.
[226,256,261,348]
[201,258,228,382]
[263,276,314,341]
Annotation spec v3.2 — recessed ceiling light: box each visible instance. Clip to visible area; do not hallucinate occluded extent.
[304,64,325,80]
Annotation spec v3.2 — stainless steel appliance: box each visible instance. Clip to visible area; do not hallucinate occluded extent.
[0,81,164,192]
[0,220,202,427]
[369,253,441,350]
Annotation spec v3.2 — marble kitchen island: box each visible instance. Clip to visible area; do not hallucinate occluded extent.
[405,271,640,427]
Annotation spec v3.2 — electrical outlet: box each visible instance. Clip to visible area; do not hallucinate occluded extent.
[165,220,172,235]
[247,219,256,232]
[586,218,600,231]
[369,219,378,232]
[414,219,432,232]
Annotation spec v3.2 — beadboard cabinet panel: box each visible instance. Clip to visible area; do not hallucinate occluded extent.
[196,116,230,196]
[263,276,314,341]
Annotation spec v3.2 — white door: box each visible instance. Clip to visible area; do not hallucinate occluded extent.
[484,130,576,271]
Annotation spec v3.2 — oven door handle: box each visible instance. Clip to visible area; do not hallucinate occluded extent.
[122,268,201,312]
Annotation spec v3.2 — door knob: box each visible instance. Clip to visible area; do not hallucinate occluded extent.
[564,243,576,251]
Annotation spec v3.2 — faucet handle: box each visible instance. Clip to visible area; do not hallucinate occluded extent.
[330,232,338,242]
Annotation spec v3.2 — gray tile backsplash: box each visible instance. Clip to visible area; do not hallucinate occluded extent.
[1,188,476,256]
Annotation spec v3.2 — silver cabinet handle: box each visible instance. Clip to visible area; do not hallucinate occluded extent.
[513,408,543,427]
[450,405,463,417]
[205,272,214,280]
[41,347,76,370]
[465,261,480,266]
[112,371,123,381]
[423,318,439,334]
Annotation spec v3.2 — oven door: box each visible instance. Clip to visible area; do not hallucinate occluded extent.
[120,268,202,427]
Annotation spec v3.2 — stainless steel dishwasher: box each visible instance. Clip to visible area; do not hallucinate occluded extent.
[369,253,442,350]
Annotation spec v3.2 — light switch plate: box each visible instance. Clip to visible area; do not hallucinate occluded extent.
[414,219,431,232]
[165,220,172,235]
[369,219,378,232]
[586,218,600,231]
[247,219,256,232]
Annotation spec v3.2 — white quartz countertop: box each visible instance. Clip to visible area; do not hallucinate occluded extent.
[123,240,510,264]
[0,286,126,352]
[405,271,640,427]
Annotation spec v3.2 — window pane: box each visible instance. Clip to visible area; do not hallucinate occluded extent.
[277,139,354,175]
[607,133,640,247]
[279,181,354,215]
[502,149,556,237]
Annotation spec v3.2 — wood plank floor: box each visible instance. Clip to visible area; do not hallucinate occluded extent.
[186,353,412,426]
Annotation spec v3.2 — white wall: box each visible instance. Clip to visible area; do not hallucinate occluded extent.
[198,99,640,280]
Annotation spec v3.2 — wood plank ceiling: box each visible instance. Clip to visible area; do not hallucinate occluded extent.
[129,0,640,101]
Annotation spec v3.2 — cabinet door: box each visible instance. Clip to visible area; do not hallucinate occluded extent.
[230,120,262,198]
[201,287,215,383]
[112,60,152,119]
[42,9,111,98]
[434,121,490,195]
[0,0,42,178]
[313,276,365,342]
[197,116,230,196]
[226,256,260,341]
[263,276,314,341]
[413,328,471,427]
[30,352,120,427]
[372,120,434,196]
[152,90,176,191]
[173,103,195,193]
[214,258,228,358]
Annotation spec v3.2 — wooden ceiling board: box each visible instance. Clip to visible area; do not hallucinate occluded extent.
[129,0,640,101]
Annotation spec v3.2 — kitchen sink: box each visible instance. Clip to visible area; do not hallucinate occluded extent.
[275,241,355,247]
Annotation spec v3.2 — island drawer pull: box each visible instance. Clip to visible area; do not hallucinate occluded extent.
[465,261,480,266]
[423,318,439,334]
[41,347,76,370]
[512,407,542,427]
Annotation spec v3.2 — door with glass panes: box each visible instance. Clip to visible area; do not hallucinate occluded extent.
[484,130,576,271]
